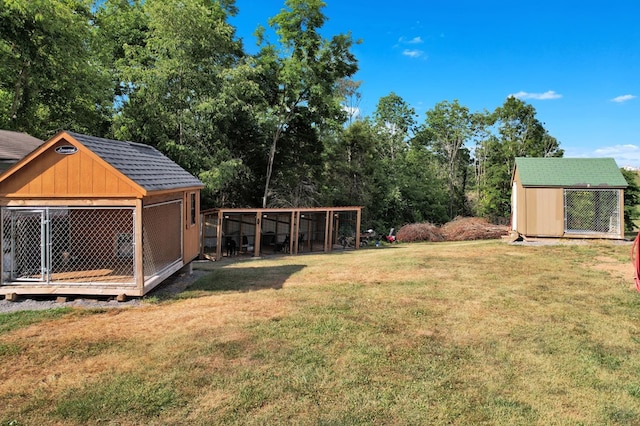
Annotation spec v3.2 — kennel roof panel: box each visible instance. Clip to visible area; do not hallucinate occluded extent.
[514,157,628,188]
[67,132,203,192]
[0,130,44,162]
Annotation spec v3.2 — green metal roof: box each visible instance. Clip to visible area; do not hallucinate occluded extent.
[515,157,628,188]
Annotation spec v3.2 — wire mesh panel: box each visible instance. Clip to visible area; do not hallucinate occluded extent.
[2,209,44,281]
[2,207,135,285]
[334,210,360,248]
[142,201,182,278]
[564,189,621,236]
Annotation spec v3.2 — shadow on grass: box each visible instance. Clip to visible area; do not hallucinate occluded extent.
[179,264,306,297]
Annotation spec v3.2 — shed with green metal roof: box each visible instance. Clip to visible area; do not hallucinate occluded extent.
[511,157,627,239]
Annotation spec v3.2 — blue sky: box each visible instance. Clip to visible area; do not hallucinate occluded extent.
[231,1,640,167]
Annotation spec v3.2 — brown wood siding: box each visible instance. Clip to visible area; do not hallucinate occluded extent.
[513,172,527,235]
[619,189,625,239]
[183,190,201,262]
[524,187,564,236]
[0,140,140,198]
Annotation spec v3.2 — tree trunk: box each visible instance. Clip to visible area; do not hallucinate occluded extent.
[263,125,284,208]
[10,60,29,127]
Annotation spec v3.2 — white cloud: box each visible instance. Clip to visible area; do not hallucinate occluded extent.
[402,49,425,58]
[594,144,639,156]
[509,90,562,100]
[567,144,640,169]
[611,94,636,103]
[342,105,361,119]
[398,36,424,44]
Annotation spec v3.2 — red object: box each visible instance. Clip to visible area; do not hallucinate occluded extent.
[632,231,640,291]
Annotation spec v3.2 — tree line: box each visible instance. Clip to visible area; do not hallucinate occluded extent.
[1,0,566,232]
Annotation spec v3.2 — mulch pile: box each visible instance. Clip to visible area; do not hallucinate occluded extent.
[396,217,509,243]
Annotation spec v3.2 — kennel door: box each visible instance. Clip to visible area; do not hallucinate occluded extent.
[3,209,47,282]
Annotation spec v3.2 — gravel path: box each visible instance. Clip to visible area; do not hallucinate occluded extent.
[0,268,210,314]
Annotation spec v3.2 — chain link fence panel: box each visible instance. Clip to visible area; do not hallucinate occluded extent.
[2,207,135,284]
[564,189,621,236]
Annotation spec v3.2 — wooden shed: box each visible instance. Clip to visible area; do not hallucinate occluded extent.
[0,130,44,173]
[0,131,203,298]
[511,157,627,239]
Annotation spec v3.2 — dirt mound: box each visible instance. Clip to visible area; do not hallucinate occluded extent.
[397,217,509,243]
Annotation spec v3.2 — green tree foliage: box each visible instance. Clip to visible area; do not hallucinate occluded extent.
[622,168,640,232]
[368,93,415,228]
[361,93,451,229]
[398,144,449,225]
[322,119,377,226]
[108,0,263,206]
[0,0,112,138]
[0,1,568,231]
[93,0,148,115]
[420,100,474,218]
[254,0,359,207]
[476,97,563,221]
[374,92,417,162]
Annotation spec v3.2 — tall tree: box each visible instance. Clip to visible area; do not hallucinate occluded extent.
[112,0,263,207]
[0,0,112,138]
[374,92,416,162]
[337,78,362,124]
[365,93,418,228]
[323,119,377,210]
[93,0,147,131]
[255,0,358,207]
[421,100,474,218]
[476,97,563,220]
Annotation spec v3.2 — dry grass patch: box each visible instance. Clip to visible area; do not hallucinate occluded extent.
[1,240,640,424]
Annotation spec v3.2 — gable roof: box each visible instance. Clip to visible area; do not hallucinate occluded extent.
[66,132,203,192]
[515,157,628,188]
[0,130,44,161]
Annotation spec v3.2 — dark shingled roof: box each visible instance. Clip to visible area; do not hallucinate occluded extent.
[0,130,44,161]
[67,132,203,192]
[515,157,628,188]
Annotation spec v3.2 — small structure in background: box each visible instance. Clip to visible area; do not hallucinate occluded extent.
[0,131,203,298]
[0,130,44,173]
[511,157,628,240]
[201,207,362,260]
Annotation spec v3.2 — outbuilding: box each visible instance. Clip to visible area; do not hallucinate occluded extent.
[511,157,628,240]
[0,130,44,173]
[201,206,363,260]
[0,131,203,298]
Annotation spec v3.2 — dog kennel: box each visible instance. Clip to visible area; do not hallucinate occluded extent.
[0,131,203,297]
[511,157,627,239]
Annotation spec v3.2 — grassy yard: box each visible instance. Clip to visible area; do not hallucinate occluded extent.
[2,240,640,425]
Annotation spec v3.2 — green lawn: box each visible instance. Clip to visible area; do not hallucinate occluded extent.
[1,240,640,425]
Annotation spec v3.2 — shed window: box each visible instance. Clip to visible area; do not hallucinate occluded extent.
[190,193,196,226]
[564,189,620,235]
